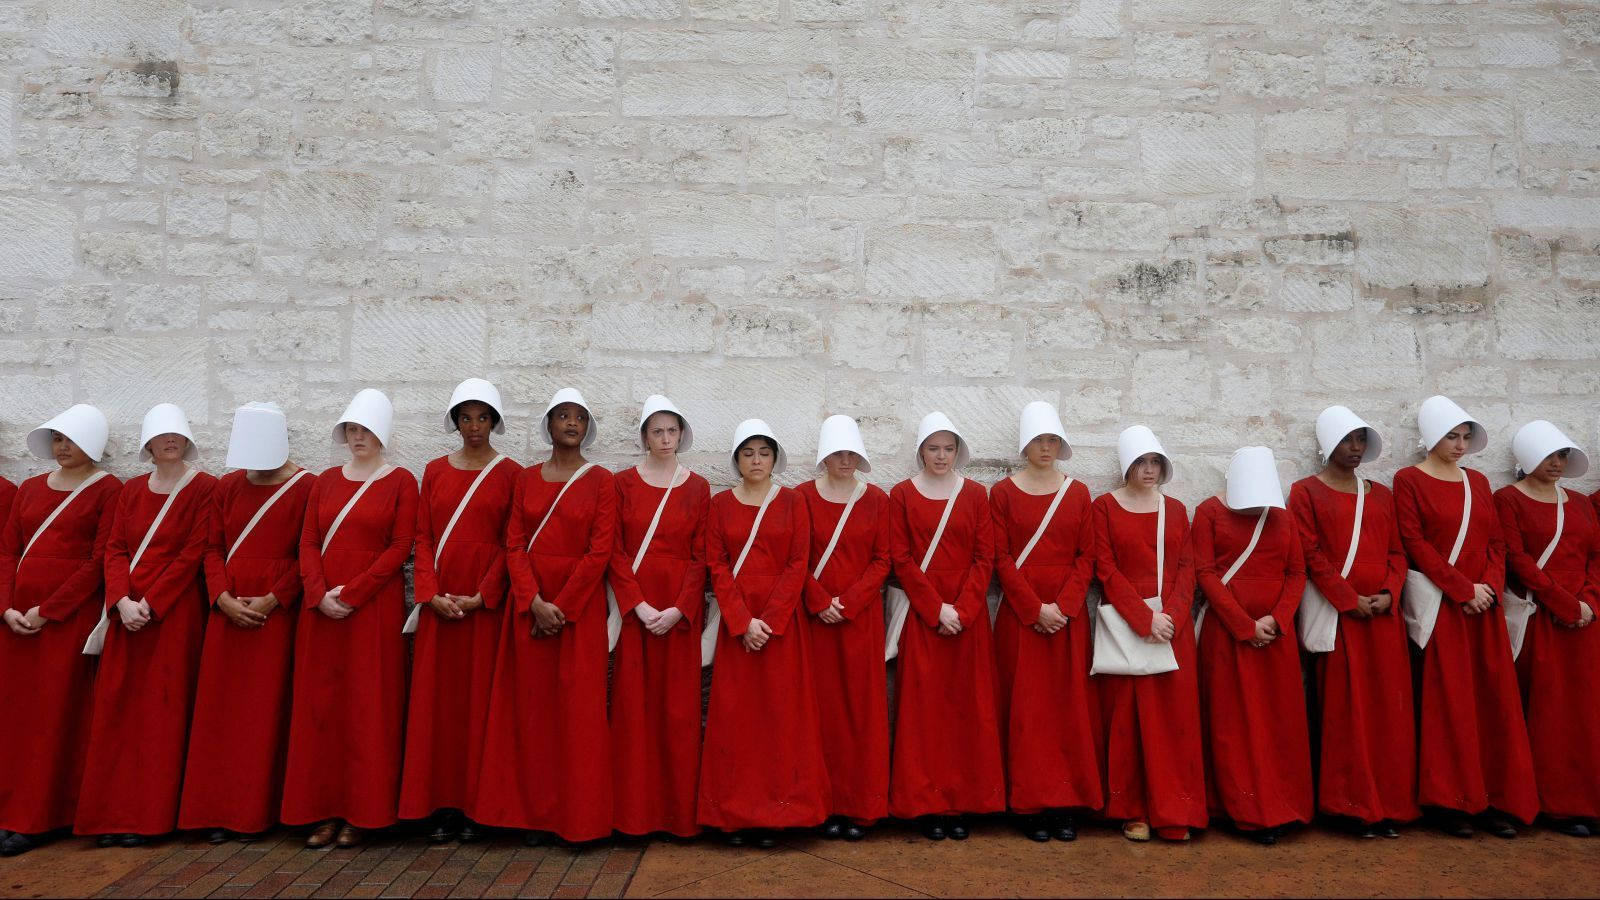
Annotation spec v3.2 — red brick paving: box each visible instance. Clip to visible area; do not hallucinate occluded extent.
[73,831,645,899]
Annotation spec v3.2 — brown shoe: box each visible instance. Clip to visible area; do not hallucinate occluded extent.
[1122,821,1152,842]
[305,821,339,849]
[335,824,364,848]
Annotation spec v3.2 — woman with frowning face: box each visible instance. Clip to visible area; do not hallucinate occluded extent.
[886,412,1004,842]
[282,389,418,851]
[1394,395,1536,839]
[1494,420,1600,836]
[0,406,121,857]
[472,388,616,847]
[76,404,217,848]
[398,380,521,845]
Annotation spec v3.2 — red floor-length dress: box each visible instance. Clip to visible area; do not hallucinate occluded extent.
[473,464,615,842]
[179,469,315,833]
[698,486,829,830]
[797,479,891,825]
[1393,466,1538,822]
[1289,476,1418,825]
[281,466,417,829]
[1191,497,1313,831]
[991,477,1102,815]
[1496,485,1600,820]
[887,479,1005,819]
[1091,493,1207,833]
[0,472,120,835]
[610,466,710,838]
[399,456,519,822]
[76,470,218,836]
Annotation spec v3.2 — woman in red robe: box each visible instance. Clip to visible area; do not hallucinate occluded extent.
[888,411,1004,840]
[399,380,518,843]
[473,388,615,845]
[1395,395,1536,838]
[1496,420,1600,836]
[991,402,1099,842]
[1093,425,1205,843]
[76,404,216,846]
[698,418,828,846]
[0,406,119,856]
[610,395,709,840]
[180,403,314,843]
[1191,446,1312,845]
[798,415,890,842]
[1288,407,1416,837]
[283,389,418,849]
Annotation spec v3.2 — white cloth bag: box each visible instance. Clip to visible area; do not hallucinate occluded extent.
[1297,480,1366,654]
[403,456,505,635]
[1091,495,1179,676]
[83,467,199,656]
[604,465,683,652]
[1402,474,1472,650]
[702,483,778,667]
[884,477,962,662]
[1500,488,1565,660]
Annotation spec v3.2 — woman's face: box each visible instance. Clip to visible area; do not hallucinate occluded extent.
[1531,448,1569,482]
[345,422,381,460]
[51,431,89,468]
[736,439,775,483]
[548,402,589,449]
[454,401,496,449]
[1331,428,1368,469]
[642,411,681,458]
[146,432,189,464]
[1023,433,1062,468]
[1430,423,1471,464]
[822,449,859,480]
[1126,452,1164,489]
[920,431,958,476]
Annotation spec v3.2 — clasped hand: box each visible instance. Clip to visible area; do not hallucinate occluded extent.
[817,597,846,625]
[634,601,684,636]
[219,591,279,628]
[1032,602,1067,635]
[116,596,153,631]
[3,606,46,635]
[318,587,353,619]
[1143,610,1176,643]
[937,603,962,636]
[429,592,484,620]
[742,618,771,651]
[1248,615,1278,648]
[531,595,565,635]
[1463,583,1495,615]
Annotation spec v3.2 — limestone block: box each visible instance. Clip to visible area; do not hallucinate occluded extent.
[1324,34,1428,88]
[591,300,716,353]
[502,29,615,107]
[1140,113,1255,194]
[1496,284,1600,360]
[1263,158,1403,201]
[81,336,208,428]
[1132,0,1277,24]
[262,172,383,249]
[829,302,911,372]
[1478,32,1562,68]
[922,305,1014,377]
[430,48,494,103]
[352,299,486,380]
[723,304,824,357]
[1129,349,1213,418]
[1280,271,1356,311]
[1355,205,1489,291]
[1263,107,1348,155]
[1135,32,1210,81]
[1388,96,1514,137]
[123,284,200,330]
[0,198,75,279]
[647,193,776,260]
[864,224,996,299]
[1493,197,1600,232]
[38,0,186,59]
[623,72,785,117]
[1051,200,1170,251]
[1225,50,1317,99]
[1309,319,1422,392]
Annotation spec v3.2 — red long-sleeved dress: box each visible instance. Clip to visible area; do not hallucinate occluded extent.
[76,471,217,836]
[179,469,315,833]
[1091,492,1206,833]
[797,479,891,825]
[281,466,418,829]
[1288,476,1418,825]
[1191,497,1313,831]
[399,456,519,821]
[472,465,615,842]
[1393,466,1537,822]
[0,472,120,834]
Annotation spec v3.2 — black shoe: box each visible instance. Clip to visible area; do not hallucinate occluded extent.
[947,817,969,841]
[1440,814,1474,838]
[95,834,117,848]
[1376,821,1400,839]
[724,830,746,847]
[1021,815,1049,843]
[1552,819,1591,837]
[1048,813,1076,842]
[819,818,843,839]
[842,823,866,842]
[1480,814,1517,839]
[523,830,544,847]
[236,831,266,843]
[119,833,148,847]
[0,833,35,857]
[458,820,481,843]
[920,818,946,841]
[754,830,777,849]
[1248,827,1279,846]
[206,829,230,844]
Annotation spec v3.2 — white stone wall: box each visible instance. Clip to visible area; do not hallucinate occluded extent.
[1,0,1597,501]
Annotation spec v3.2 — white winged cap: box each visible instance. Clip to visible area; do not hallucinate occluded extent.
[1512,420,1589,480]
[913,411,970,469]
[730,418,787,475]
[226,402,289,470]
[1225,446,1286,511]
[335,388,395,447]
[28,404,109,462]
[139,403,200,462]
[541,387,598,449]
[816,414,871,473]
[1117,424,1172,485]
[1315,405,1383,464]
[1018,400,1072,459]
[637,394,693,453]
[446,378,506,434]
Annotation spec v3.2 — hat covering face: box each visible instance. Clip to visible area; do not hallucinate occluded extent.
[1225,446,1286,511]
[226,402,290,470]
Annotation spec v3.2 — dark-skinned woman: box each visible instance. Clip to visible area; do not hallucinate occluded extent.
[400,379,520,843]
[0,406,119,856]
[474,388,616,846]
[1288,407,1416,837]
[1496,420,1600,836]
[698,419,828,847]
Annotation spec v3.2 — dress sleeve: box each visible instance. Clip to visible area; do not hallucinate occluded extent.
[339,473,418,609]
[549,474,617,622]
[1269,512,1308,628]
[953,487,996,628]
[671,481,710,622]
[1381,493,1407,601]
[1393,470,1476,605]
[1093,498,1153,636]
[0,486,19,613]
[471,465,514,610]
[838,501,891,621]
[889,487,949,628]
[608,477,648,616]
[1050,486,1096,619]
[411,468,440,604]
[1579,505,1600,618]
[760,493,810,637]
[39,482,119,621]
[705,497,753,637]
[104,484,134,608]
[1290,484,1360,613]
[1190,504,1257,642]
[504,472,543,610]
[1166,510,1197,633]
[992,485,1044,626]
[1478,474,1508,599]
[299,476,328,608]
[142,479,217,620]
[202,482,229,605]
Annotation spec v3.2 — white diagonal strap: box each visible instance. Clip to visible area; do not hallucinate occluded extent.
[733,483,779,578]
[526,463,596,552]
[632,465,683,573]
[322,464,394,553]
[1536,488,1565,570]
[21,470,110,563]
[1155,493,1166,598]
[227,469,310,563]
[1014,476,1072,570]
[1221,507,1270,586]
[918,476,964,572]
[1447,473,1472,566]
[1339,479,1366,579]
[812,479,866,580]
[132,467,198,572]
[434,455,505,568]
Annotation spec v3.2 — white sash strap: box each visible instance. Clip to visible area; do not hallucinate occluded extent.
[604,465,683,651]
[21,470,110,563]
[526,463,596,552]
[1221,507,1270,586]
[1014,476,1072,570]
[227,470,310,563]
[921,476,963,571]
[702,483,780,666]
[1536,488,1565,570]
[322,464,395,553]
[84,466,198,657]
[1447,474,1471,566]
[1155,494,1167,600]
[812,479,866,579]
[404,456,506,635]
[1339,480,1366,578]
